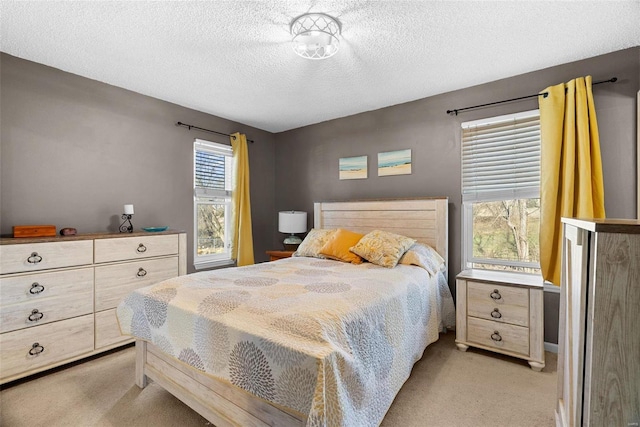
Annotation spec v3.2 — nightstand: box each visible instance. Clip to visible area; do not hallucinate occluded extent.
[265,250,294,261]
[455,269,545,371]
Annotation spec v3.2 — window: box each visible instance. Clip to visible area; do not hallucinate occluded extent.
[194,139,233,268]
[461,110,541,274]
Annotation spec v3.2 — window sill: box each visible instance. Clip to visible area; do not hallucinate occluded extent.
[194,258,235,270]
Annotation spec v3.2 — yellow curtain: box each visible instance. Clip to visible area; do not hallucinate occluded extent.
[539,76,605,285]
[230,132,254,266]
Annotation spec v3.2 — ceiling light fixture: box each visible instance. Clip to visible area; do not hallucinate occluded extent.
[290,13,341,60]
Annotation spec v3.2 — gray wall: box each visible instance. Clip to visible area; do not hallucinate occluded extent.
[274,47,640,344]
[0,53,277,271]
[2,48,638,344]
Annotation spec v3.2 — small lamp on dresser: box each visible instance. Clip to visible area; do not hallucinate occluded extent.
[278,211,307,251]
[119,204,134,233]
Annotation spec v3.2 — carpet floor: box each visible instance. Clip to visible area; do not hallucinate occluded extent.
[0,332,557,426]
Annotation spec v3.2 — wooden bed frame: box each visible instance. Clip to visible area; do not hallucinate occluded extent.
[134,197,449,427]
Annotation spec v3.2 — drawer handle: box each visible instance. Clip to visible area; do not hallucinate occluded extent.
[137,243,147,253]
[491,331,503,342]
[28,342,45,356]
[29,282,45,294]
[27,252,43,264]
[28,309,44,322]
[137,267,147,277]
[490,289,502,300]
[491,308,502,319]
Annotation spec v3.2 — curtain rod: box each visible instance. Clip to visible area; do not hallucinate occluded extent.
[446,77,618,116]
[175,121,255,143]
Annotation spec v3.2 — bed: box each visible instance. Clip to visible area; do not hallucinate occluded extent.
[117,197,454,427]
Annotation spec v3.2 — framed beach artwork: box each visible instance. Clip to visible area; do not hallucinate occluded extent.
[339,155,368,180]
[378,149,412,176]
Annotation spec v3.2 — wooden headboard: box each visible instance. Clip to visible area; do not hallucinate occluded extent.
[314,197,448,264]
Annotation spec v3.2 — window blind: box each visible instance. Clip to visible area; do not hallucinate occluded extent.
[194,139,232,198]
[462,110,540,202]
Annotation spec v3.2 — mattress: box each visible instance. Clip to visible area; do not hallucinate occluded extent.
[117,256,455,426]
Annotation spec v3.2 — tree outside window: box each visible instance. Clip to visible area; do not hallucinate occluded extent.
[471,199,540,273]
[462,110,541,274]
[194,139,233,267]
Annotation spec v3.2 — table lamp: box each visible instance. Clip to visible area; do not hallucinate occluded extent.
[278,211,307,250]
[120,204,134,233]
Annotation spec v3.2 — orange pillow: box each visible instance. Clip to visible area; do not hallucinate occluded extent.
[319,229,364,264]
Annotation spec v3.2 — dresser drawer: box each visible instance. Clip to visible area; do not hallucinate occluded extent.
[0,267,94,307]
[0,283,93,333]
[0,240,93,275]
[95,257,179,311]
[467,317,529,356]
[94,234,178,263]
[0,314,94,381]
[467,281,529,327]
[95,308,132,349]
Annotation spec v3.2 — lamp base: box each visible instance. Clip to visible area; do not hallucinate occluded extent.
[283,243,300,251]
[119,214,133,233]
[283,234,302,251]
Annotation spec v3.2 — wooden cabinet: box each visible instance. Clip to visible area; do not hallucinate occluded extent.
[556,218,640,427]
[455,269,545,371]
[0,231,186,384]
[266,250,295,261]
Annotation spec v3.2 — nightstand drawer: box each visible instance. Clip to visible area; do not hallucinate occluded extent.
[467,281,529,327]
[467,317,529,356]
[266,250,295,261]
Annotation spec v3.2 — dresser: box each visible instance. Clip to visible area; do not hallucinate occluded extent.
[455,269,545,371]
[556,218,640,427]
[0,231,186,384]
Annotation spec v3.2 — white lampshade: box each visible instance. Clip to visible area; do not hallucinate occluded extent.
[278,211,307,234]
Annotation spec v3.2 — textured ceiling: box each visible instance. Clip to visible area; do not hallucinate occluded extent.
[1,1,639,133]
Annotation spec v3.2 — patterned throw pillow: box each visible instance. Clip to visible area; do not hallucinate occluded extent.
[398,243,446,276]
[350,230,416,268]
[293,228,336,258]
[318,229,365,264]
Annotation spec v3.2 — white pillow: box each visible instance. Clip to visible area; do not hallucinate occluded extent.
[398,243,445,276]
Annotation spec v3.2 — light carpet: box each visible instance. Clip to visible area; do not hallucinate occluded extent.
[0,333,557,426]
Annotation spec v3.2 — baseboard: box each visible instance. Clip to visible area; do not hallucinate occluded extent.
[543,282,560,293]
[544,342,559,353]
